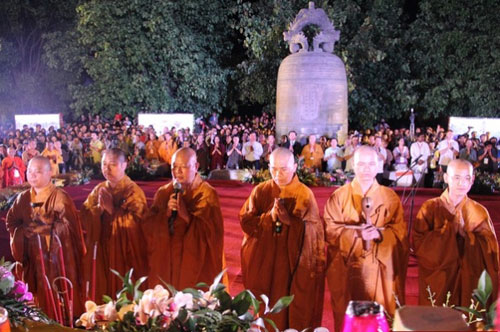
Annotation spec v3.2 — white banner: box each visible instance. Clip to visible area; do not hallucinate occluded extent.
[138,113,194,135]
[449,116,500,139]
[15,114,62,130]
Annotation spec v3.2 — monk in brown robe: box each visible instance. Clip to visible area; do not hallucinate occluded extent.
[413,159,498,306]
[5,156,86,317]
[144,147,224,290]
[240,148,325,330]
[324,145,408,331]
[80,148,148,303]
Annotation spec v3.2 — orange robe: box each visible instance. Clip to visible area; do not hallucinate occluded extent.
[413,189,499,306]
[1,156,26,187]
[145,140,160,161]
[41,149,61,176]
[300,144,324,170]
[324,179,408,331]
[80,176,149,303]
[144,174,224,290]
[5,184,86,316]
[240,176,326,330]
[158,140,178,165]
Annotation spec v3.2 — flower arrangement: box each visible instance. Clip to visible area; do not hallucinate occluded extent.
[0,258,49,326]
[77,269,292,332]
[126,156,157,181]
[0,185,29,211]
[470,171,500,195]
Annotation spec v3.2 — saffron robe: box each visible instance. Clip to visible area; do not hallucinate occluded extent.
[145,140,160,161]
[413,189,499,306]
[41,149,61,176]
[1,156,26,187]
[300,144,324,170]
[324,179,409,332]
[239,176,326,330]
[80,176,149,303]
[5,184,86,316]
[144,174,224,290]
[158,140,178,165]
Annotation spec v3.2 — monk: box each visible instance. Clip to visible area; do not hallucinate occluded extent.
[240,148,325,330]
[300,134,324,171]
[413,159,498,306]
[80,148,148,303]
[1,147,26,187]
[324,145,408,331]
[5,156,86,318]
[144,147,224,290]
[41,141,61,176]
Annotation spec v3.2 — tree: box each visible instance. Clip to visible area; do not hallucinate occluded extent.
[60,0,235,118]
[0,0,79,121]
[406,0,500,120]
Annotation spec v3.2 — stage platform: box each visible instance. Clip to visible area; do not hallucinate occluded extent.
[1,179,499,330]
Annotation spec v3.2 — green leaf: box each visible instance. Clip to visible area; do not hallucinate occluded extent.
[264,317,279,332]
[269,295,294,314]
[455,306,481,317]
[232,290,252,315]
[261,294,270,314]
[477,270,492,303]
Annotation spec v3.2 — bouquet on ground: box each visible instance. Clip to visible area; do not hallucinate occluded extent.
[0,258,49,326]
[77,269,293,331]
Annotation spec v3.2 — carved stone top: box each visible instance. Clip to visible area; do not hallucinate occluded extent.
[283,2,340,54]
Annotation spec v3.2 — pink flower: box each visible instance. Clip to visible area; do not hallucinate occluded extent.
[10,280,33,302]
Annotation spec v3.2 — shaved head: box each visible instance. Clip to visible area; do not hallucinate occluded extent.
[270,147,294,167]
[172,147,197,165]
[269,148,297,187]
[353,145,378,164]
[29,156,51,171]
[447,159,473,176]
[102,148,127,163]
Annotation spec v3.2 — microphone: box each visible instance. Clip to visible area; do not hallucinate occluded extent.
[168,180,182,235]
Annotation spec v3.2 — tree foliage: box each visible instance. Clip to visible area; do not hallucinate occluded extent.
[59,0,235,118]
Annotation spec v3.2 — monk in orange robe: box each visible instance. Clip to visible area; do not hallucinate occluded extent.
[240,148,325,330]
[413,159,498,306]
[41,142,61,176]
[5,156,86,318]
[145,133,160,161]
[80,148,148,303]
[158,133,178,165]
[1,147,26,187]
[144,147,224,290]
[300,134,324,171]
[324,145,409,331]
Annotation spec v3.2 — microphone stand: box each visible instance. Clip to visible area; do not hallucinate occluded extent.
[391,156,422,188]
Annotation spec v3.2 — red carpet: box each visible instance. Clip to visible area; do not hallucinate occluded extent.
[1,180,500,330]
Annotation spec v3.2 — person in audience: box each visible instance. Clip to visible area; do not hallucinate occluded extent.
[410,133,431,185]
[41,141,61,176]
[300,134,324,172]
[226,136,242,169]
[261,134,277,169]
[144,148,225,290]
[323,137,343,173]
[324,146,408,332]
[372,136,387,183]
[283,130,302,157]
[343,135,360,172]
[210,135,225,170]
[478,141,498,173]
[240,148,325,330]
[80,148,148,302]
[243,132,263,169]
[459,138,478,165]
[437,129,459,173]
[413,159,498,306]
[2,147,26,187]
[22,139,40,166]
[5,156,86,316]
[393,137,410,170]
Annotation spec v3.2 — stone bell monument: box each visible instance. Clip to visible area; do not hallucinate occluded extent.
[276,2,348,142]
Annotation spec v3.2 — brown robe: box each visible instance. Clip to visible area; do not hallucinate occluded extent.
[5,184,86,316]
[324,179,408,331]
[80,176,148,303]
[413,189,499,306]
[300,143,324,171]
[144,174,224,290]
[239,176,326,330]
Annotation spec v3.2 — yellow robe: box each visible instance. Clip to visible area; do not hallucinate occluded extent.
[5,184,86,316]
[413,189,499,306]
[80,176,148,303]
[239,176,326,331]
[145,140,160,161]
[300,144,324,170]
[41,149,61,176]
[158,140,178,165]
[144,174,224,290]
[324,179,408,331]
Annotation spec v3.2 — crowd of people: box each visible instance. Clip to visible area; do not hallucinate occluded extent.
[0,112,499,189]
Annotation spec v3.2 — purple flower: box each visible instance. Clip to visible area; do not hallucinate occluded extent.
[10,280,33,302]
